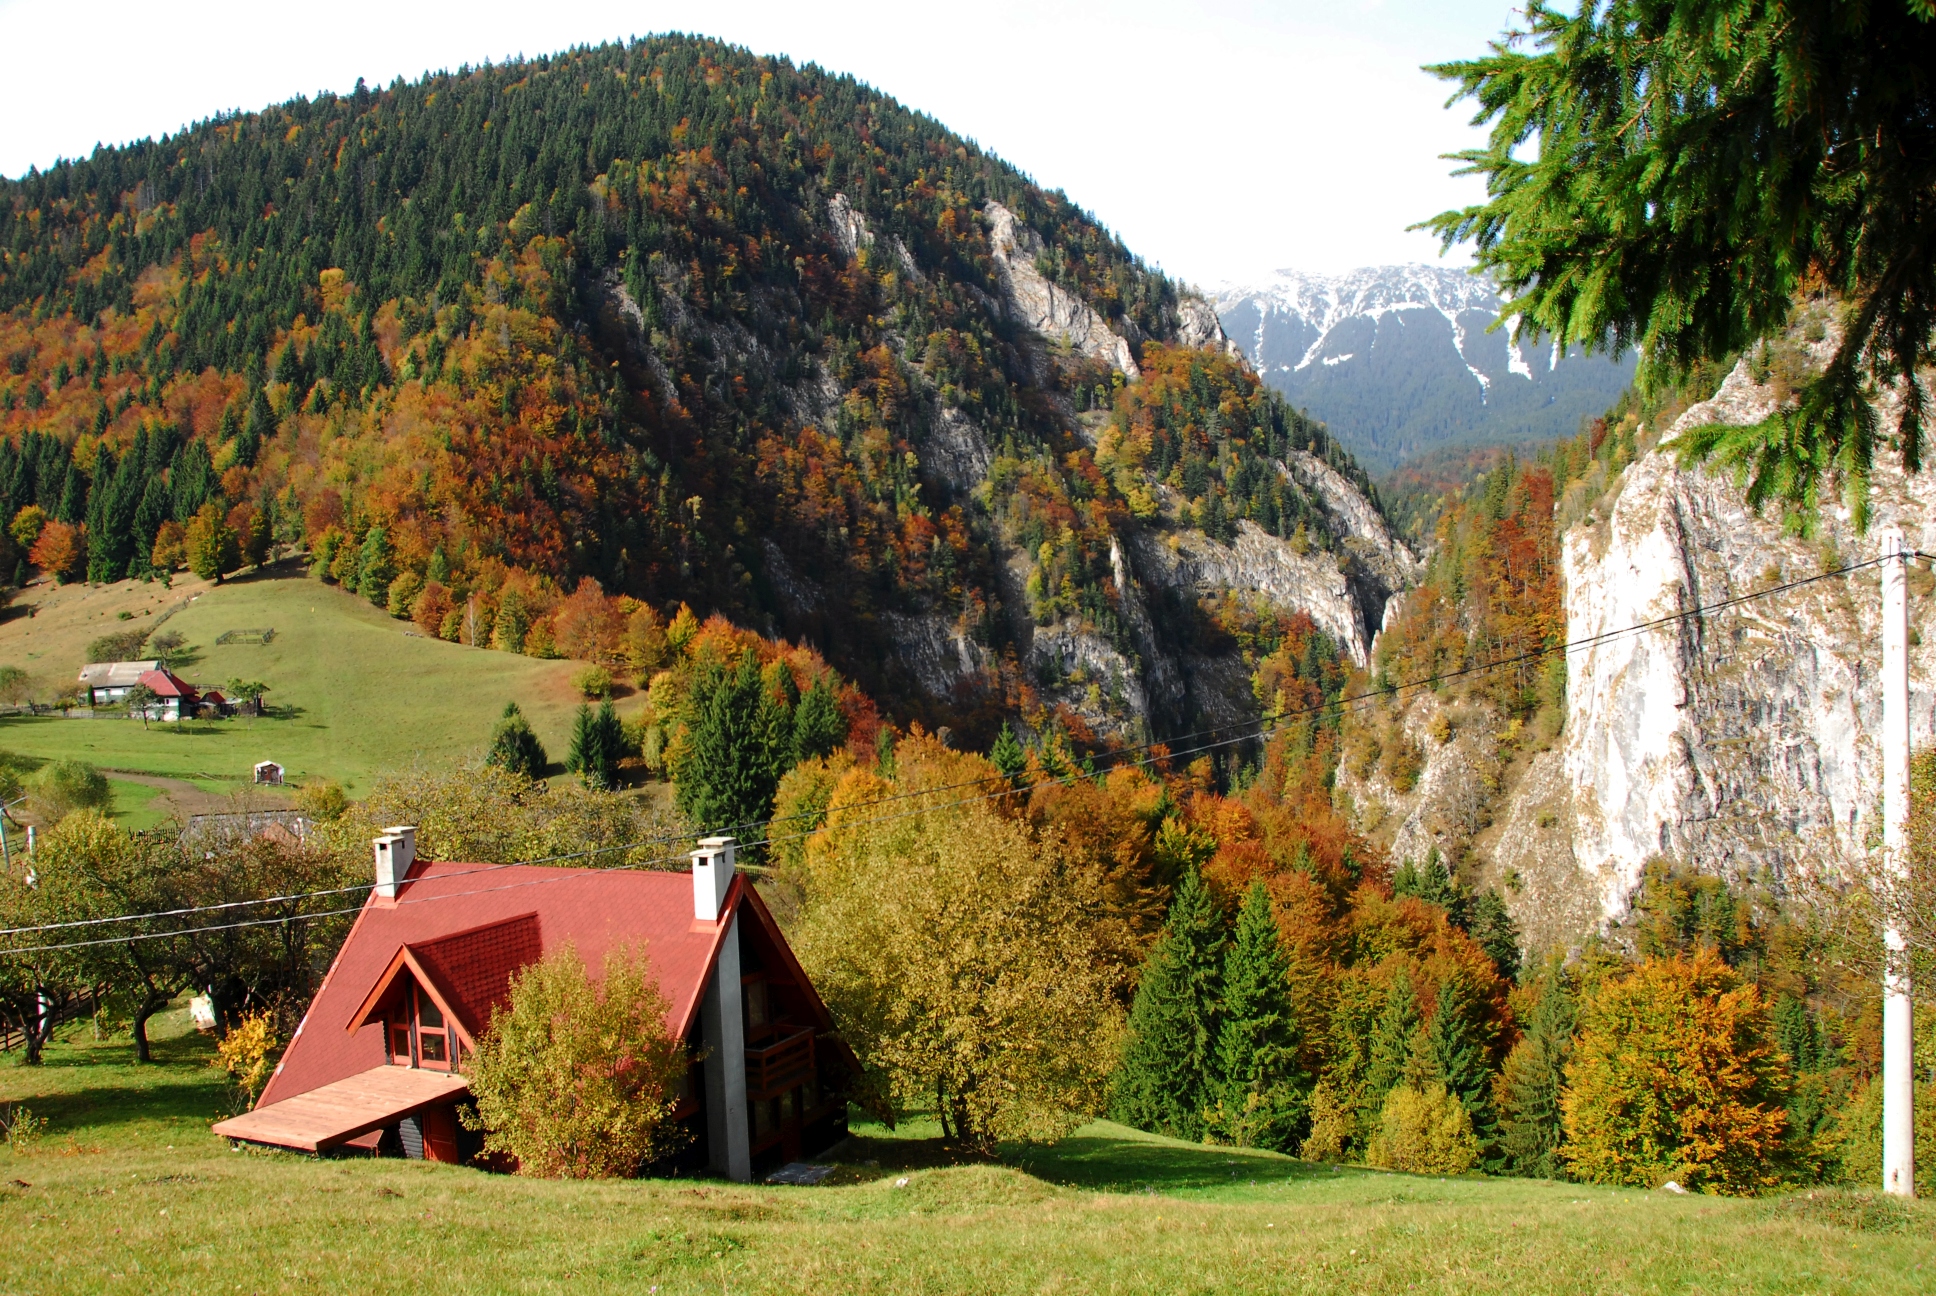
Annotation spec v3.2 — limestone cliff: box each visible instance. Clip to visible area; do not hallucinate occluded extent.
[1342,353,1936,955]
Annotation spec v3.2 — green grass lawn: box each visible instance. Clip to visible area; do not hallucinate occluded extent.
[0,566,604,795]
[0,1020,1930,1294]
[103,778,171,832]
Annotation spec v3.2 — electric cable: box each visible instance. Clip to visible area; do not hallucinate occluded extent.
[0,550,1902,954]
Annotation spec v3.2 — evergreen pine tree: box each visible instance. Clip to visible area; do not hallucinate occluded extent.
[55,460,83,523]
[1363,970,1421,1125]
[565,702,605,789]
[426,545,450,585]
[673,650,775,835]
[791,675,846,763]
[1463,890,1522,980]
[1495,957,1576,1178]
[757,659,800,773]
[1210,880,1307,1150]
[1111,867,1226,1140]
[566,699,625,790]
[989,722,1026,787]
[1394,846,1464,919]
[356,526,395,605]
[1422,973,1494,1132]
[484,701,548,780]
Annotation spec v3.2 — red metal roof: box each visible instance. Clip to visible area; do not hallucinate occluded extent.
[139,669,199,700]
[256,860,740,1110]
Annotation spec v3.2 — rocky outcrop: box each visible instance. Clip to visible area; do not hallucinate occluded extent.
[984,201,1140,378]
[1349,353,1936,948]
[1556,386,1936,918]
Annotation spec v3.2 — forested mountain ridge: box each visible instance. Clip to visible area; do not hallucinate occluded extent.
[0,35,1407,749]
[1216,266,1636,474]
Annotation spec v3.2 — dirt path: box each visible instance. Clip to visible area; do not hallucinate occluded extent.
[99,769,266,818]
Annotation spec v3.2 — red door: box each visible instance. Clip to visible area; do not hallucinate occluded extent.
[421,1104,461,1163]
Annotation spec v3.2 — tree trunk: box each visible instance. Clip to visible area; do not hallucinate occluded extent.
[130,993,168,1063]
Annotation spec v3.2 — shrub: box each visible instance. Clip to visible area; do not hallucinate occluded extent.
[213,1010,282,1108]
[295,781,350,822]
[464,942,690,1178]
[571,665,613,700]
[1299,1081,1356,1162]
[1366,1083,1479,1174]
[1832,1077,1936,1195]
[33,760,110,820]
[1560,950,1792,1194]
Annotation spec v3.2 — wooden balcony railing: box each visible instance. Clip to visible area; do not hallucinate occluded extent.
[745,1026,814,1099]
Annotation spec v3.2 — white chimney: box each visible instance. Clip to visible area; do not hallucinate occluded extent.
[373,825,417,900]
[691,836,736,922]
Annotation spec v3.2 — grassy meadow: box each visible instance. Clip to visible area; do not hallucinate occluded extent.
[0,564,605,797]
[0,1014,1930,1295]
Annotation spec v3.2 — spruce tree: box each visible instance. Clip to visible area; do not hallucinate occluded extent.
[791,675,846,762]
[1363,969,1421,1126]
[1495,956,1575,1178]
[758,659,800,773]
[565,703,610,790]
[1111,867,1226,1141]
[673,650,774,835]
[1463,890,1522,980]
[1423,973,1494,1130]
[356,526,395,606]
[1210,880,1307,1150]
[485,701,548,780]
[989,722,1025,786]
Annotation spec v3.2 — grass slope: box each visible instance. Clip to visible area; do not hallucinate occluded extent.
[0,1021,1929,1295]
[0,564,598,795]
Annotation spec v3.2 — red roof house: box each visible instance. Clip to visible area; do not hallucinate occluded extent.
[213,831,853,1180]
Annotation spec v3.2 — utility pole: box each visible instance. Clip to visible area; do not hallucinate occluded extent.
[1880,525,1915,1197]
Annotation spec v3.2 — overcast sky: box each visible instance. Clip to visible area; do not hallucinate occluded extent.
[0,0,1516,284]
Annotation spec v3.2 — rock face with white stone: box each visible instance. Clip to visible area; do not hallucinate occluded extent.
[1556,371,1936,918]
[1343,350,1936,949]
[984,201,1141,379]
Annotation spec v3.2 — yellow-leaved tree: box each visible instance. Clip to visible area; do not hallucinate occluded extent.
[791,732,1126,1152]
[465,942,689,1179]
[1560,950,1792,1194]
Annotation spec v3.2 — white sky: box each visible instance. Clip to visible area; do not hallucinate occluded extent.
[0,0,1515,284]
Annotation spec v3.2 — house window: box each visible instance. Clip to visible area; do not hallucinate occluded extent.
[416,987,451,1069]
[387,982,455,1069]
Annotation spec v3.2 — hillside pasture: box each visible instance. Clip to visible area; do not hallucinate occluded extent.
[0,565,601,795]
[0,1020,1928,1295]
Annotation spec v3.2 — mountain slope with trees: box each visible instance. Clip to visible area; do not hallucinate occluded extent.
[0,35,1405,750]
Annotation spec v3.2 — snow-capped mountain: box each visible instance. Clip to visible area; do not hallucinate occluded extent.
[1215,265,1636,473]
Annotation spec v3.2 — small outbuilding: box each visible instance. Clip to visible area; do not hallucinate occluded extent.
[253,761,285,786]
[212,832,853,1180]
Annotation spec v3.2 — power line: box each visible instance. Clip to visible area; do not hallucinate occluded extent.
[0,551,1901,953]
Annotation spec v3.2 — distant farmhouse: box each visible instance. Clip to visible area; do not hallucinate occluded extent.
[78,660,159,706]
[78,660,229,722]
[214,834,853,1180]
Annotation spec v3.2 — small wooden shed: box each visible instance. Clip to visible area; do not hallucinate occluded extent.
[253,760,285,786]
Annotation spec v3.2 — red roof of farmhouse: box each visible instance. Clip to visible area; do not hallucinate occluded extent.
[138,669,199,700]
[256,858,753,1110]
